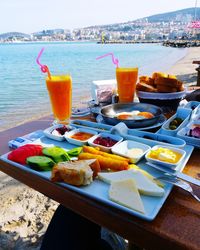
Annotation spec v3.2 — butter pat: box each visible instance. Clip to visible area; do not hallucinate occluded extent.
[98,170,165,196]
[158,152,176,162]
[109,179,145,214]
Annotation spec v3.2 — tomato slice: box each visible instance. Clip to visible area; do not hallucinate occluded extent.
[8,144,44,165]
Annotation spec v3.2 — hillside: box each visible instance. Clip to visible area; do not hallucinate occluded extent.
[0,32,30,39]
[147,7,200,22]
[86,7,200,31]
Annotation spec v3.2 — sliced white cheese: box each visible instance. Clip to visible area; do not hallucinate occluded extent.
[109,179,145,214]
[98,170,164,197]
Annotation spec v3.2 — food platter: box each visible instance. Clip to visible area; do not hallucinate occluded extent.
[0,128,194,221]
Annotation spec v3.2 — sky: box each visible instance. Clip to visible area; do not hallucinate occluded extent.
[0,0,198,34]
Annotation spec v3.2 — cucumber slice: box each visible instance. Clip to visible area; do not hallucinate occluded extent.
[67,147,82,157]
[42,146,70,163]
[26,156,55,171]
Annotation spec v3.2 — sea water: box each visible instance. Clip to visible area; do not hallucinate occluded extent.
[0,42,186,130]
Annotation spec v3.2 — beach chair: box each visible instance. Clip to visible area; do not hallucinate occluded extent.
[193,60,200,86]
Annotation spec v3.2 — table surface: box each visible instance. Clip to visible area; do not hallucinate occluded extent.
[0,115,200,250]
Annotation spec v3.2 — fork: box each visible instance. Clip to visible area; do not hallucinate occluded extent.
[155,176,200,202]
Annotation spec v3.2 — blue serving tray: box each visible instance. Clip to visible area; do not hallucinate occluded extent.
[0,134,194,221]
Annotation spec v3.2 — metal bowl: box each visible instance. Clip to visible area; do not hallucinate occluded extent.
[100,103,163,128]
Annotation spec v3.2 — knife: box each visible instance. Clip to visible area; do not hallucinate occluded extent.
[146,162,200,187]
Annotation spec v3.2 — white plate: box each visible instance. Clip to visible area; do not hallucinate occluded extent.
[64,128,98,146]
[112,140,151,163]
[43,124,75,141]
[88,132,123,152]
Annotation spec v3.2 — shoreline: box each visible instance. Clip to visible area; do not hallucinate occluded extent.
[0,46,199,249]
[169,47,198,86]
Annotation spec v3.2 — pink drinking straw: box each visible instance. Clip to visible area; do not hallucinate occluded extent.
[36,48,51,79]
[96,53,119,68]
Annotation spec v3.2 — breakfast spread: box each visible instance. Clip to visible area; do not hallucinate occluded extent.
[5,99,199,218]
[136,72,184,93]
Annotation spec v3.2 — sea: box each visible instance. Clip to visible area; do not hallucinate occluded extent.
[0,42,187,130]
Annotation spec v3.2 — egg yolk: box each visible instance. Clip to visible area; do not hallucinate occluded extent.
[138,112,154,119]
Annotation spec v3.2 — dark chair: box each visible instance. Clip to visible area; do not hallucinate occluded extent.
[193,60,200,86]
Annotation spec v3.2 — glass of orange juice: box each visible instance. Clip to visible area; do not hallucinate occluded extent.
[46,74,72,124]
[116,67,138,103]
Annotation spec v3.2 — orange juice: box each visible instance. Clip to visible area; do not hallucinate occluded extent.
[46,75,72,123]
[116,68,138,103]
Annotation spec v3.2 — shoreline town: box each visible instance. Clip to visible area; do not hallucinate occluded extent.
[0,46,199,249]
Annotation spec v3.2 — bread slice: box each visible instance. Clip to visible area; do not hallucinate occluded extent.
[51,160,94,186]
[136,82,157,92]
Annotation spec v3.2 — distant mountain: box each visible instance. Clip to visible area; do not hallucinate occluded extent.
[0,32,30,39]
[147,7,200,22]
[86,7,200,31]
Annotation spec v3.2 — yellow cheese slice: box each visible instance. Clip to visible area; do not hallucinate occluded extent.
[109,179,145,214]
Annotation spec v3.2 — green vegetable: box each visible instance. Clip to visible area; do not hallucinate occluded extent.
[42,146,70,163]
[67,147,82,157]
[169,117,184,130]
[169,125,177,130]
[26,156,55,171]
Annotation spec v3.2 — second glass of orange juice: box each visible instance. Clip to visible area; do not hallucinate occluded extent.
[116,68,138,103]
[46,75,72,124]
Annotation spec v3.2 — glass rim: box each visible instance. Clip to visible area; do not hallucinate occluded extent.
[116,67,138,71]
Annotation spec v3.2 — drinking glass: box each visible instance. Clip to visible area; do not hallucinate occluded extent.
[46,74,72,124]
[116,67,138,103]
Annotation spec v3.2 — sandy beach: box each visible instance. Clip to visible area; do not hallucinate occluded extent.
[0,47,199,249]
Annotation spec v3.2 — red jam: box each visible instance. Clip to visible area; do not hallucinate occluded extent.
[93,136,118,147]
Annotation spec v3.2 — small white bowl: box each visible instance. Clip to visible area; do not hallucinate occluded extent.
[111,140,151,163]
[88,132,123,152]
[145,145,186,169]
[43,124,75,141]
[64,128,98,146]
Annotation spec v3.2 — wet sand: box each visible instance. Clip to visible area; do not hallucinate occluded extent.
[0,47,199,249]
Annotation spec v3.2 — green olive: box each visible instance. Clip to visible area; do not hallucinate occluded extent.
[175,118,183,125]
[169,125,177,130]
[170,120,178,126]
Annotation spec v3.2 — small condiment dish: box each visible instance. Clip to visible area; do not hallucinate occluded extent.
[145,145,186,169]
[88,132,123,152]
[43,124,75,141]
[111,140,151,163]
[64,128,98,146]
